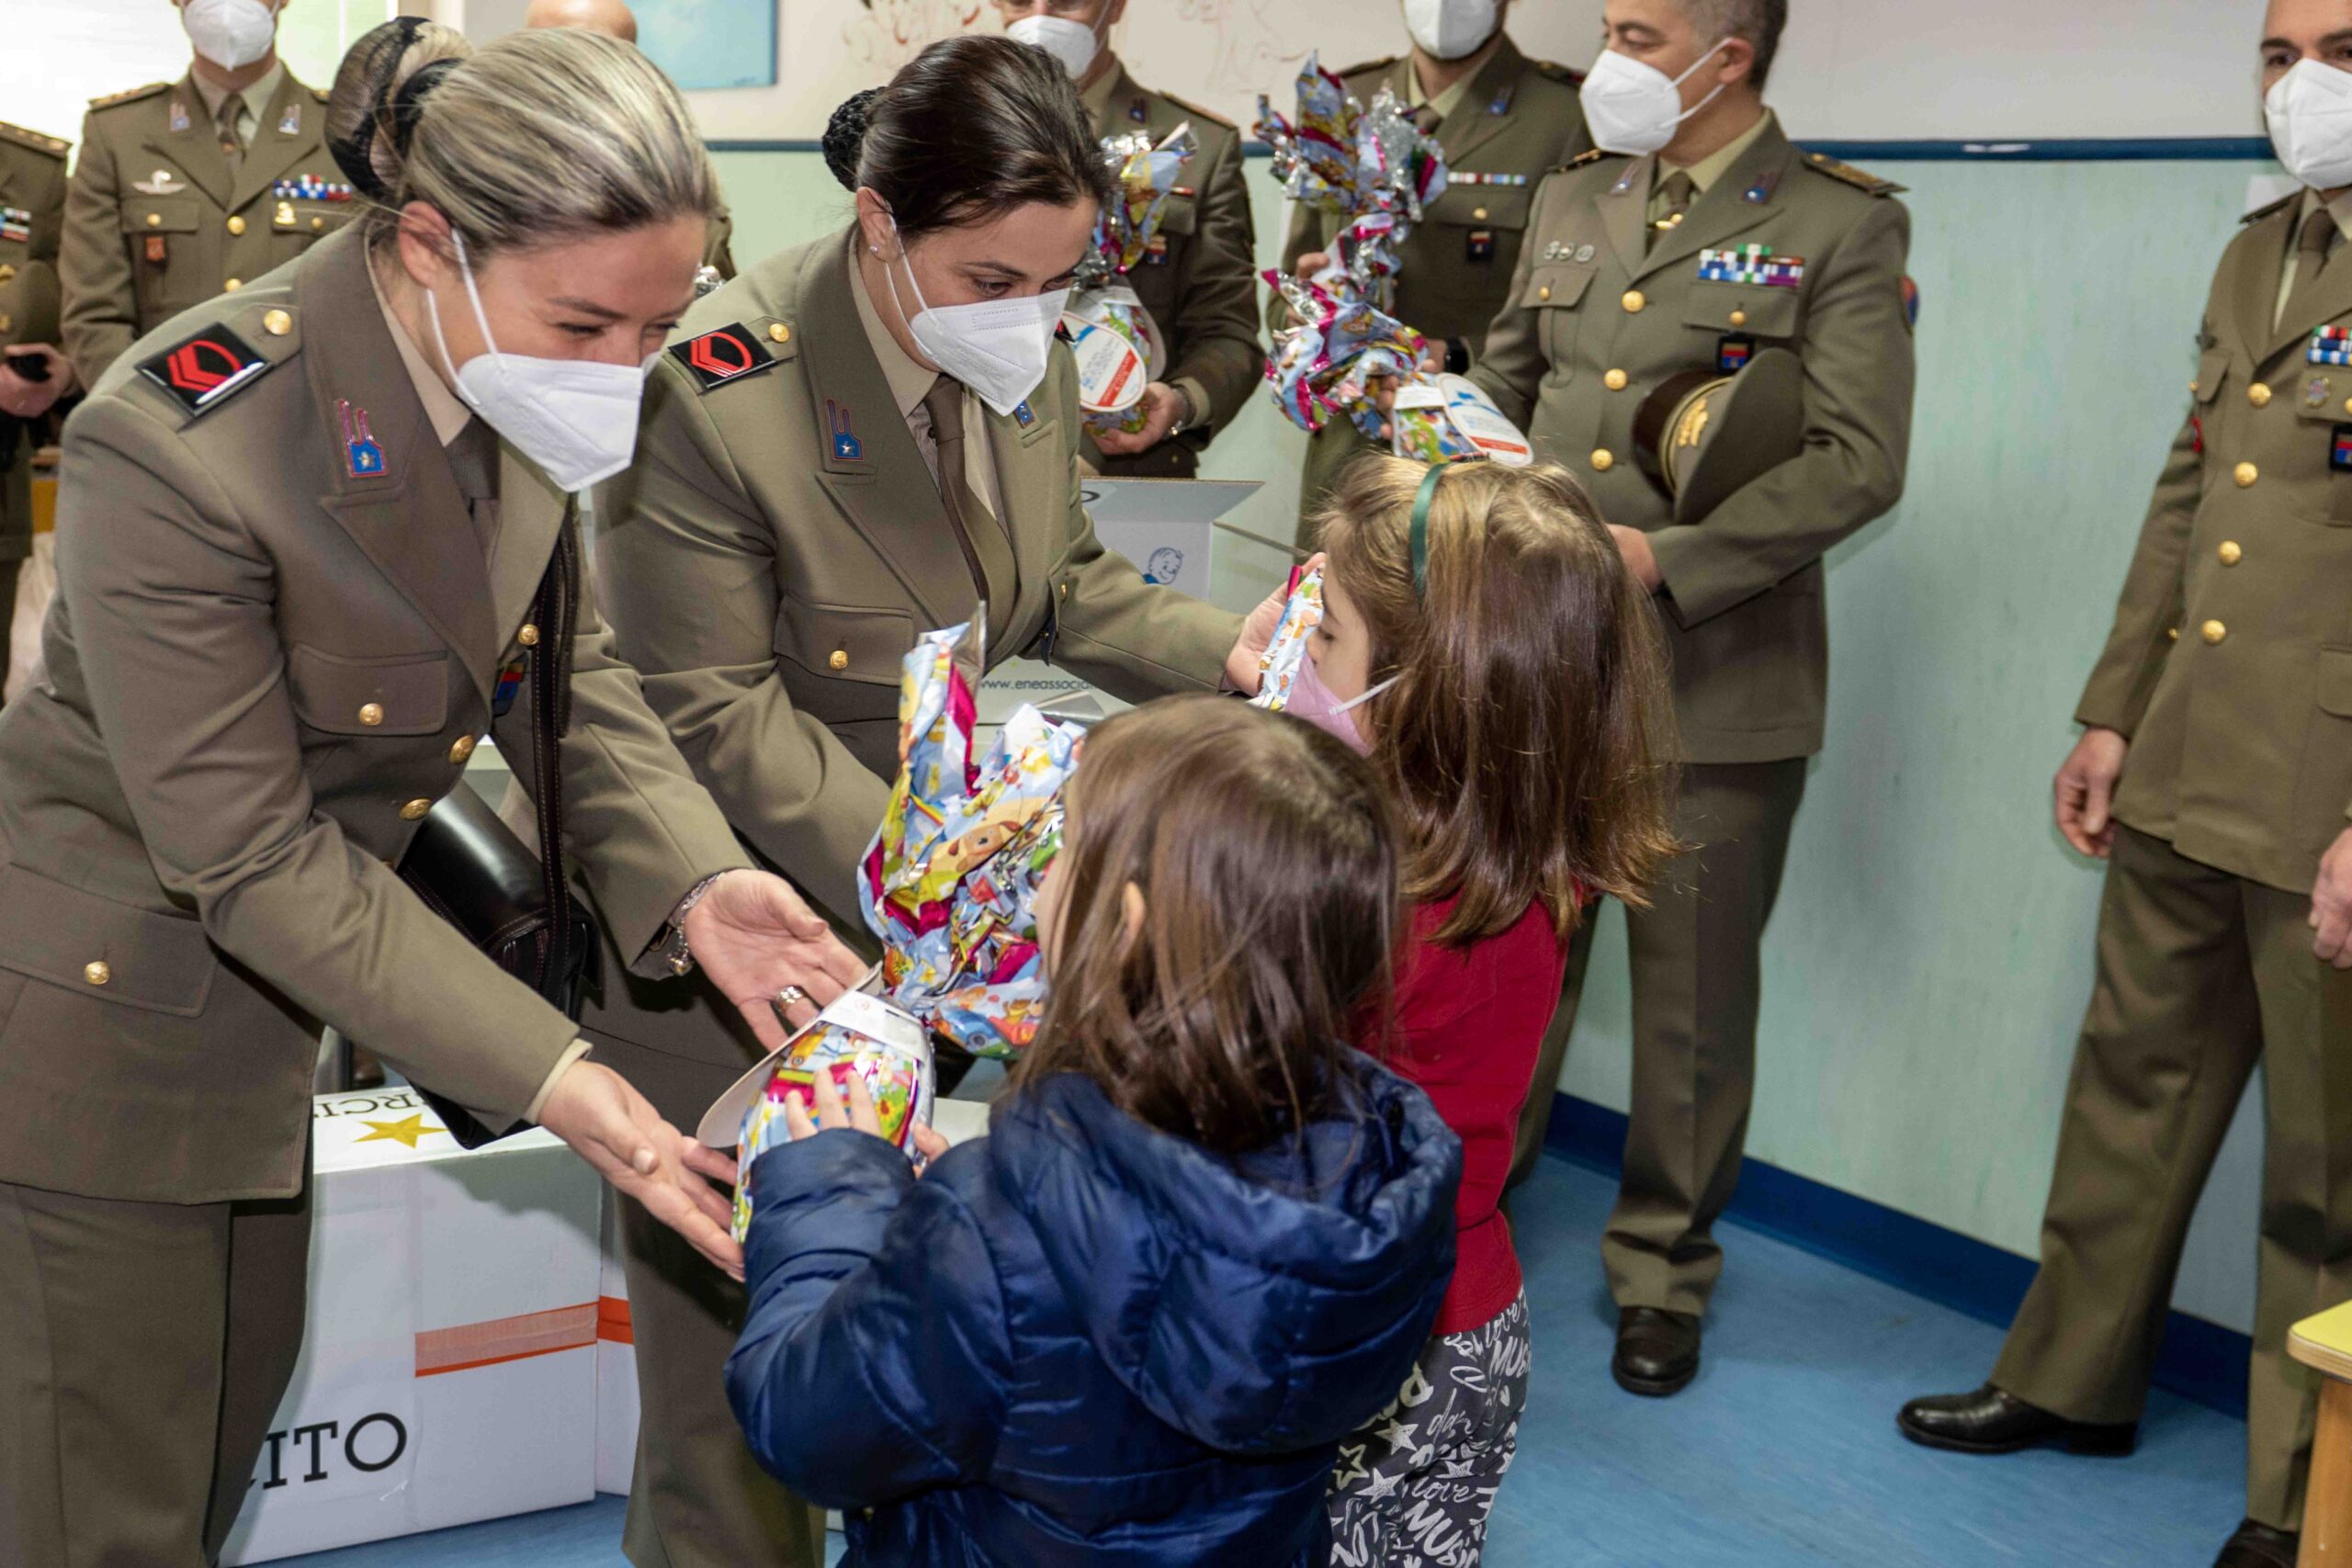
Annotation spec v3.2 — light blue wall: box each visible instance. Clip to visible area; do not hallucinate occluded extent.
[709,149,2276,1334]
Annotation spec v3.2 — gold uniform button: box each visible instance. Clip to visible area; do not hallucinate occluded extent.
[2219,540,2244,566]
[1538,285,1553,301]
[1591,448,1615,472]
[357,703,385,728]
[1622,290,1646,313]
[262,309,291,336]
[449,735,478,764]
[828,649,849,671]
[84,961,111,987]
[400,798,433,821]
[1603,368,1629,391]
[2202,620,2227,645]
[1730,309,1748,328]
[311,216,324,231]
[1472,206,1489,221]
[2234,461,2258,488]
[146,211,163,228]
[226,215,246,236]
[516,624,540,648]
[769,322,791,344]
[223,278,243,292]
[2248,382,2272,409]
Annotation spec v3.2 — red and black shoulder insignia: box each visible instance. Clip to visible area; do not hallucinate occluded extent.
[670,323,779,391]
[137,327,275,417]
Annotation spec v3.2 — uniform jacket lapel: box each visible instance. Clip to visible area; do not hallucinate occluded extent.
[2260,206,2352,366]
[2228,203,2294,363]
[1631,120,1797,287]
[299,229,499,705]
[141,72,232,208]
[797,238,970,627]
[983,398,1060,625]
[1598,153,1656,279]
[229,73,321,217]
[492,444,568,637]
[1431,36,1527,168]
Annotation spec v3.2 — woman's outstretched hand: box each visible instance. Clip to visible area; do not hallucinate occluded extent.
[684,870,869,1043]
[538,1057,743,1279]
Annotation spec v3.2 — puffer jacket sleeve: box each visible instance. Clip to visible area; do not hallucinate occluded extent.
[727,1131,1013,1509]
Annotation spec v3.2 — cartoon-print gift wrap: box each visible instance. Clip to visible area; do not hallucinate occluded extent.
[1071,123,1198,439]
[1250,565,1325,715]
[732,989,936,1240]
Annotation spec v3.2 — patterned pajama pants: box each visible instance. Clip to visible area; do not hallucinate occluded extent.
[1328,1292,1532,1567]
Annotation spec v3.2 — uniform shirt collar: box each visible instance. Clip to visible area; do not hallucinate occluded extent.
[191,60,286,123]
[1660,107,1776,195]
[847,230,945,421]
[1080,53,1125,127]
[2299,186,2352,249]
[367,251,476,447]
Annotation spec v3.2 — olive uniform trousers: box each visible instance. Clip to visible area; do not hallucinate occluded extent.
[1510,759,1807,1314]
[0,1165,311,1565]
[1991,823,2352,1532]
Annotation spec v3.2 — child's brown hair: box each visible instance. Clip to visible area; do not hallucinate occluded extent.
[1314,457,1680,946]
[1008,697,1400,1157]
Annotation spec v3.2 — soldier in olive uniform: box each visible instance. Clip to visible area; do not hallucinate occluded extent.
[1272,0,1589,535]
[0,119,72,692]
[62,13,353,390]
[991,0,1263,478]
[1898,8,2352,1565]
[1475,0,1914,1397]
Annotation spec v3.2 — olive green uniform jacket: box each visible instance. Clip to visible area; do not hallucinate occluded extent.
[1469,118,1915,763]
[2080,193,2352,896]
[0,119,68,567]
[0,226,749,1204]
[62,69,356,391]
[582,229,1242,1106]
[1273,37,1589,525]
[1080,56,1262,479]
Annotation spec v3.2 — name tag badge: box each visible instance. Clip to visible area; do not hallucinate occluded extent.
[1466,228,1496,264]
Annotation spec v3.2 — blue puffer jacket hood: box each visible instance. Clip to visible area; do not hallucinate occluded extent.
[987,1056,1462,1456]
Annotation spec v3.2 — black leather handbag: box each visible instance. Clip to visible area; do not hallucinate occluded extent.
[396,523,601,1147]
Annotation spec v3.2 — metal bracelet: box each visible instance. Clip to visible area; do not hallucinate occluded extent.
[662,871,730,977]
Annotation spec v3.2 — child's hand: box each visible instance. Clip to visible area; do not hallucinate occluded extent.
[910,1122,949,1176]
[782,1069,885,1141]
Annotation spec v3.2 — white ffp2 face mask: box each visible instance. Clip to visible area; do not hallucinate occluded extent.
[2268,60,2352,193]
[1007,14,1102,78]
[881,218,1069,418]
[181,0,281,72]
[424,231,653,495]
[1577,39,1733,157]
[1402,0,1498,63]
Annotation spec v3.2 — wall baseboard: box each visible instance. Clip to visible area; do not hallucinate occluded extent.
[1541,1092,2252,1420]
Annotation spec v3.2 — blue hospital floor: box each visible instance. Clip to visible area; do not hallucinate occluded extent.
[282,1153,2249,1568]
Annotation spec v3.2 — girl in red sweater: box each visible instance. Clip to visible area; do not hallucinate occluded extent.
[1294,457,1679,1568]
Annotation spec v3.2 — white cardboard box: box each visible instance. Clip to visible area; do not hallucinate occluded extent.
[219,1088,605,1564]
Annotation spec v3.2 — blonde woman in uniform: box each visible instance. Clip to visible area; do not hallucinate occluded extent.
[0,23,864,1566]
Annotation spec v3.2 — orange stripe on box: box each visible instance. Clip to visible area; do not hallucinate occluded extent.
[414,1302,597,1378]
[597,1294,634,1346]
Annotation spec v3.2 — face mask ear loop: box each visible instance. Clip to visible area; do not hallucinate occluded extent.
[422,231,484,414]
[1668,39,1734,127]
[450,230,505,362]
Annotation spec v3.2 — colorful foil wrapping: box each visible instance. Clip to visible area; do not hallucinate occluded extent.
[1250,566,1325,715]
[1072,124,1198,439]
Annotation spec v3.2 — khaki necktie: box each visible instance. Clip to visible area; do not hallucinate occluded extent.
[1410,102,1442,137]
[1648,170,1697,254]
[445,416,502,554]
[216,92,246,177]
[2286,207,2339,326]
[920,377,1014,644]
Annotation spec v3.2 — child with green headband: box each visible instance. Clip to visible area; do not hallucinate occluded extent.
[1301,457,1682,1567]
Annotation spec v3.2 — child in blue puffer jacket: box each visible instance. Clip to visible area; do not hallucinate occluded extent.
[726,696,1464,1568]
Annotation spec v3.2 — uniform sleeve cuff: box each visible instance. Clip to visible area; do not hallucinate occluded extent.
[1172,378,1211,429]
[525,1039,595,1124]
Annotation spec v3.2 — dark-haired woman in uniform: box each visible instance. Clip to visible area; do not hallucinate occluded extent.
[0,23,866,1565]
[578,34,1286,1568]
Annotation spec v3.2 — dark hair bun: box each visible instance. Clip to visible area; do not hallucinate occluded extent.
[822,89,879,192]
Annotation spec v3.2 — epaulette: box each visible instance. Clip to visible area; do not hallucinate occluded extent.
[89,82,171,111]
[1160,90,1238,133]
[1531,59,1587,87]
[2244,191,2301,226]
[134,321,287,421]
[1560,148,1611,173]
[1800,151,1905,197]
[1333,55,1401,83]
[0,121,67,157]
[668,321,786,392]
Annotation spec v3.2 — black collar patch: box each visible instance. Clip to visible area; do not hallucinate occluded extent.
[671,325,777,391]
[138,328,272,417]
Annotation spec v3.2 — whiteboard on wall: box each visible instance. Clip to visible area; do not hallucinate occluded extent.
[2,0,398,152]
[458,0,2268,147]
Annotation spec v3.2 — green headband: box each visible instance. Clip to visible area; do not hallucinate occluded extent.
[1408,463,1445,597]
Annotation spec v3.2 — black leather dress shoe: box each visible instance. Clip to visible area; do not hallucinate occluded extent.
[2213,1518,2299,1568]
[1895,1383,2137,1456]
[1613,1307,1701,1397]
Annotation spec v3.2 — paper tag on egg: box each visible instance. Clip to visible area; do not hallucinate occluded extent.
[1437,374,1533,467]
[1064,315,1148,413]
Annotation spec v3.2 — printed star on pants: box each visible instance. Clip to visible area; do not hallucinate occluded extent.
[1375,1416,1419,1451]
[1360,1466,1406,1503]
